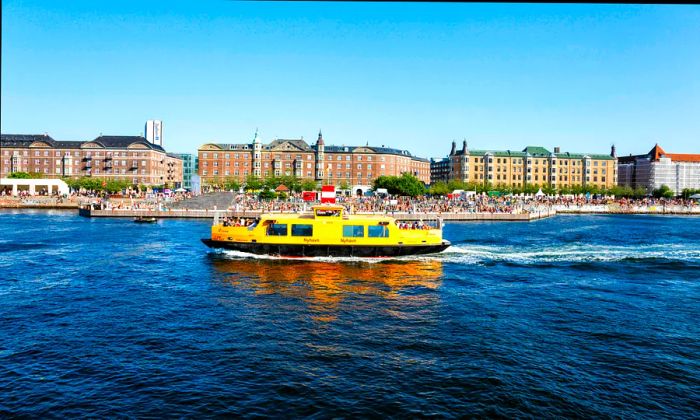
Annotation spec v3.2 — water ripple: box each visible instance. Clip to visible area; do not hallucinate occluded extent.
[1,211,699,417]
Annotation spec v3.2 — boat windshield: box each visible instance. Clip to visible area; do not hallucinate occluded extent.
[314,209,342,218]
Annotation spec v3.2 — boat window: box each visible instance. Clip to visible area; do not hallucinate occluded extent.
[267,223,288,236]
[315,209,341,217]
[368,225,389,238]
[343,225,364,238]
[291,224,313,237]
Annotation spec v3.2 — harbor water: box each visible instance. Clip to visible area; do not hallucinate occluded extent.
[1,210,699,417]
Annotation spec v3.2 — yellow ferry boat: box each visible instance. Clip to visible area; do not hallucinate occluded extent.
[201,204,451,257]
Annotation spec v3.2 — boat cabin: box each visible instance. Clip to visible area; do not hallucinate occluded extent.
[312,205,346,219]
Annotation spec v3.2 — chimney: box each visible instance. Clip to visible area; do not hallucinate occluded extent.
[554,146,561,154]
[610,144,617,158]
[450,141,456,156]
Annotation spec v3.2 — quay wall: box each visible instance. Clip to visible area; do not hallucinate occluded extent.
[78,208,556,221]
[553,204,700,215]
[0,199,79,209]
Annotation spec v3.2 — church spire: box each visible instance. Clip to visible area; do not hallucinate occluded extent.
[317,129,324,146]
[253,128,261,144]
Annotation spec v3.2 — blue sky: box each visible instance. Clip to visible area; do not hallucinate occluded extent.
[2,1,699,159]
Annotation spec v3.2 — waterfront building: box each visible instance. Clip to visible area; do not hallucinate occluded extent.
[0,133,183,187]
[432,140,617,189]
[170,153,194,190]
[430,157,451,184]
[197,130,430,187]
[145,120,163,147]
[618,144,700,195]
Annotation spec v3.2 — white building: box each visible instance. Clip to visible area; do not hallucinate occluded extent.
[618,144,700,195]
[145,120,163,147]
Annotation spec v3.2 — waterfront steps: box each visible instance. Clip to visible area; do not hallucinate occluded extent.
[169,192,235,210]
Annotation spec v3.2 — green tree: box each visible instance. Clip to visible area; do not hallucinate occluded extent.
[281,175,302,192]
[542,185,557,195]
[223,177,241,192]
[681,188,700,199]
[338,180,351,191]
[244,175,263,191]
[558,186,572,195]
[263,176,281,190]
[8,172,31,179]
[522,183,538,194]
[446,179,467,192]
[428,181,450,196]
[258,188,276,200]
[374,173,426,197]
[653,184,674,198]
[300,179,318,191]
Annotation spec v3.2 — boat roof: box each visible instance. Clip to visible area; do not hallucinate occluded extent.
[260,211,393,222]
[310,204,346,211]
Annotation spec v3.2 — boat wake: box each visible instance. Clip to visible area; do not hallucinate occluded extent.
[439,243,700,265]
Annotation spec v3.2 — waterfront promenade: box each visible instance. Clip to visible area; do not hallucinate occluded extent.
[3,193,699,218]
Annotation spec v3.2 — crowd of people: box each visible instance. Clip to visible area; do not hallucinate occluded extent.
[225,192,699,215]
[2,185,699,214]
[226,193,553,215]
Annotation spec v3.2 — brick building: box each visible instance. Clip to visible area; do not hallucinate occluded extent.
[197,130,430,187]
[0,134,183,187]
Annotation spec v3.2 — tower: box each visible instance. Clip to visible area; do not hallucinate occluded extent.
[253,128,262,178]
[461,139,469,183]
[315,129,325,180]
[145,120,163,147]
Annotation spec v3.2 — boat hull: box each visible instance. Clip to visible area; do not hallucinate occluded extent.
[201,239,451,257]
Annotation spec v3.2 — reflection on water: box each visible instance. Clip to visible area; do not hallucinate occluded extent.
[210,256,443,321]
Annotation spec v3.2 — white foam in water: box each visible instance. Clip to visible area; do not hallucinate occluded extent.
[217,249,397,264]
[441,243,700,264]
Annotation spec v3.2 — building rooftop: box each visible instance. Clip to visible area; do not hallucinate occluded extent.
[1,133,166,152]
[1,134,56,147]
[619,144,700,163]
[441,144,615,161]
[91,135,165,152]
[522,146,551,156]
